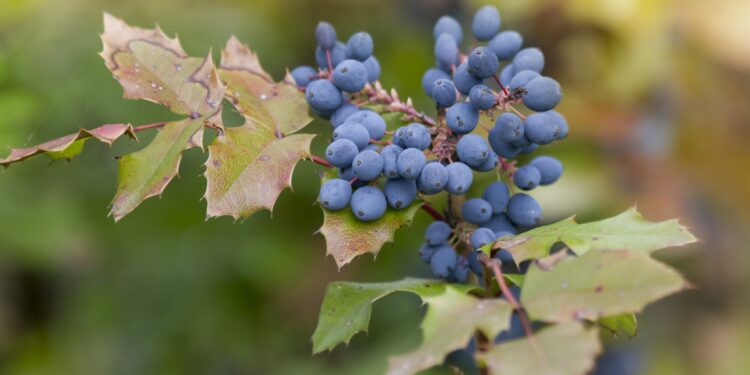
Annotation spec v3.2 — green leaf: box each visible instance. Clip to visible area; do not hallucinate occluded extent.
[521,250,690,323]
[312,278,476,354]
[100,13,225,117]
[494,207,697,263]
[387,288,513,375]
[479,322,601,375]
[598,313,638,338]
[110,116,211,221]
[1,123,136,167]
[504,273,525,287]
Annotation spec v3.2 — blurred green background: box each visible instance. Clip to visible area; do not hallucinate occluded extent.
[1,0,749,374]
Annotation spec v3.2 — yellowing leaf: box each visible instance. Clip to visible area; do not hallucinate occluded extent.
[480,322,601,375]
[521,250,690,323]
[387,288,513,375]
[100,13,225,116]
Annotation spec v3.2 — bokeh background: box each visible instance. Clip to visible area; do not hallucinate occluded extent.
[1,0,749,374]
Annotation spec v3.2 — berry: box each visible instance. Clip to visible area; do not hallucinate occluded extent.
[384,178,417,209]
[469,84,496,110]
[489,135,521,159]
[333,122,370,149]
[446,102,479,135]
[512,47,544,73]
[418,162,448,194]
[531,156,563,185]
[467,46,499,79]
[315,42,346,69]
[513,165,541,190]
[467,251,484,277]
[397,148,427,179]
[461,198,493,224]
[363,56,381,82]
[381,144,403,179]
[426,221,452,246]
[325,139,358,168]
[422,68,451,97]
[350,186,387,221]
[291,65,317,88]
[507,193,542,227]
[499,64,514,86]
[521,143,538,155]
[315,22,337,50]
[493,112,524,143]
[453,63,483,95]
[451,256,470,283]
[430,246,458,278]
[523,76,562,111]
[319,178,352,211]
[432,79,457,108]
[523,113,558,145]
[435,33,460,72]
[508,70,541,90]
[333,59,368,93]
[346,110,386,140]
[352,150,384,181]
[489,31,523,60]
[330,103,359,128]
[346,32,374,61]
[305,79,343,112]
[482,182,510,214]
[433,16,463,44]
[472,5,501,41]
[445,162,473,194]
[471,227,496,249]
[545,110,569,139]
[419,243,438,264]
[474,149,499,172]
[403,123,431,150]
[483,213,517,234]
[494,248,515,264]
[456,134,490,168]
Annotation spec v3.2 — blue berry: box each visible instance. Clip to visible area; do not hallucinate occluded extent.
[513,165,541,190]
[330,103,359,128]
[315,42,346,69]
[494,248,515,264]
[435,33,460,72]
[333,122,370,149]
[499,64,514,86]
[319,178,352,211]
[346,110,386,140]
[469,84,496,110]
[512,47,544,73]
[508,70,541,90]
[472,5,501,41]
[461,198,493,224]
[531,156,563,185]
[381,144,403,179]
[422,68,451,97]
[306,79,343,112]
[520,143,538,155]
[467,46,499,79]
[433,16,463,44]
[445,162,473,194]
[418,162,448,194]
[489,135,521,159]
[430,245,458,278]
[384,178,417,209]
[523,113,558,145]
[493,112,524,143]
[452,256,470,283]
[432,79,457,108]
[392,126,408,148]
[483,213,517,234]
[291,65,317,88]
[467,251,484,277]
[346,32,374,61]
[523,76,562,111]
[474,149,499,172]
[446,102,479,135]
[403,123,431,150]
[452,63,483,95]
[456,134,490,168]
[363,56,381,82]
[333,59,368,93]
[489,31,523,60]
[419,243,438,264]
[350,186,387,221]
[482,182,510,214]
[426,221,452,245]
[325,139,358,168]
[352,150,384,181]
[507,193,542,227]
[315,22,337,50]
[545,110,569,139]
[397,148,427,179]
[471,227,496,249]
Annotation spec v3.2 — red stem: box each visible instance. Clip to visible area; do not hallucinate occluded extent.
[325,49,334,72]
[420,203,445,221]
[310,155,333,168]
[493,74,510,97]
[488,260,534,337]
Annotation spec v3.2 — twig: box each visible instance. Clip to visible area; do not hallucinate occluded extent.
[310,155,333,168]
[420,203,445,221]
[358,83,436,127]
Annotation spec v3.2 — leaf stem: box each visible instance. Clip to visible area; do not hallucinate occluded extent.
[359,83,436,127]
[133,121,168,132]
[310,155,333,168]
[420,203,445,221]
[493,74,510,97]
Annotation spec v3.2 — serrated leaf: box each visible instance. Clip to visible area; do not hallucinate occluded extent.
[312,278,477,354]
[479,322,601,375]
[494,207,697,263]
[46,139,85,161]
[111,116,211,221]
[521,250,690,323]
[100,13,224,116]
[387,288,513,375]
[320,201,423,268]
[1,123,136,167]
[598,313,638,338]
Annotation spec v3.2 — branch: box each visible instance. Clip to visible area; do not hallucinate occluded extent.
[310,154,334,168]
[420,203,446,221]
[357,82,436,127]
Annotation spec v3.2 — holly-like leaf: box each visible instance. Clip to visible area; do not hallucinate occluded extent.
[387,288,513,375]
[100,13,224,117]
[312,279,477,354]
[320,201,423,268]
[521,250,690,323]
[598,313,638,338]
[492,207,697,263]
[479,322,601,375]
[202,37,314,220]
[110,116,212,221]
[0,123,136,167]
